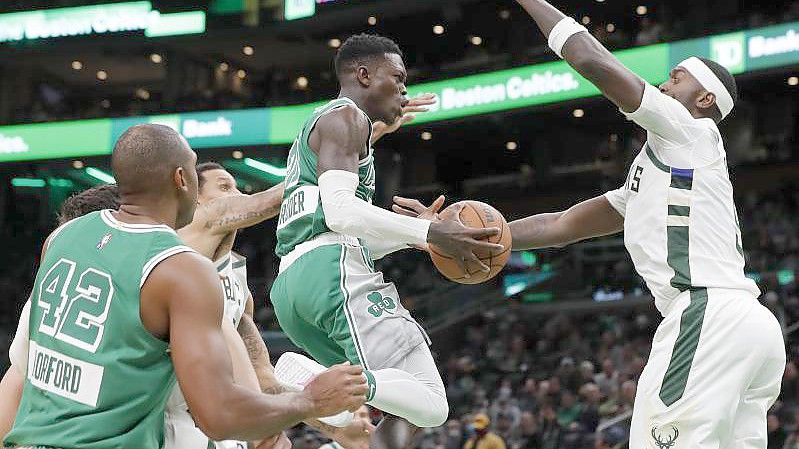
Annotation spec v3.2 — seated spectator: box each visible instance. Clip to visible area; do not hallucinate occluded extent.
[463,414,507,449]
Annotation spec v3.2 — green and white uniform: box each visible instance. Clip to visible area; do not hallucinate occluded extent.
[272,97,429,369]
[605,84,785,449]
[5,210,193,449]
[164,252,248,449]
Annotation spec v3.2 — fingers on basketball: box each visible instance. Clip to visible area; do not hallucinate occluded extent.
[429,200,512,284]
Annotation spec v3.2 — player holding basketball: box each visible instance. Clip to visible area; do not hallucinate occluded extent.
[506,1,784,448]
[270,33,504,449]
[3,124,368,449]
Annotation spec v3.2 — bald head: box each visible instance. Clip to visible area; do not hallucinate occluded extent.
[111,124,199,228]
[112,124,194,192]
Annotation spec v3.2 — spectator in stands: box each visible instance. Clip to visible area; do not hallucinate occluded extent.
[595,425,627,449]
[463,414,506,449]
[769,413,788,449]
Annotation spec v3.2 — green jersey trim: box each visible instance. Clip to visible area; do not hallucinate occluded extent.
[140,246,196,287]
[645,145,670,173]
[100,210,177,234]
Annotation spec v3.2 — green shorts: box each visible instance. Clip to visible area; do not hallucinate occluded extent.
[270,243,430,369]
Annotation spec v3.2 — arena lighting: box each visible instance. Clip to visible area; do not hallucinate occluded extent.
[606,23,616,33]
[0,2,206,43]
[11,178,46,188]
[789,76,799,86]
[573,108,585,118]
[136,88,150,100]
[72,160,84,169]
[505,141,518,150]
[219,62,230,72]
[232,150,244,159]
[85,167,116,183]
[243,158,287,177]
[581,16,591,25]
[433,25,445,35]
[71,61,83,70]
[97,70,108,80]
[100,99,110,108]
[296,76,309,89]
[368,16,377,25]
[236,69,247,79]
[498,9,510,20]
[150,53,163,63]
[637,5,648,15]
[242,45,254,56]
[421,131,432,141]
[328,38,341,48]
[470,36,483,45]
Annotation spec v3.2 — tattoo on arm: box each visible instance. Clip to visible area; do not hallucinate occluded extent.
[237,316,281,393]
[204,209,274,230]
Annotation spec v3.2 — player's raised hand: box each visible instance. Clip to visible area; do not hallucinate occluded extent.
[392,195,445,221]
[426,204,504,274]
[302,362,368,417]
[371,93,437,144]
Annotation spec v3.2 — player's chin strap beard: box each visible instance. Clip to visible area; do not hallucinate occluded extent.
[677,57,734,120]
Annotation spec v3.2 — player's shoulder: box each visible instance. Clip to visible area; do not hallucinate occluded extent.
[144,250,215,290]
[316,103,370,135]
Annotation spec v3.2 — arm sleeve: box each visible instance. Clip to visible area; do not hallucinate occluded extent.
[362,237,410,260]
[9,300,31,377]
[622,83,711,148]
[603,185,628,218]
[318,170,430,248]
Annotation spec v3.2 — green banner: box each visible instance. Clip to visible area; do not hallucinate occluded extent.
[111,109,271,149]
[407,44,669,125]
[0,21,796,162]
[0,119,111,162]
[0,1,205,43]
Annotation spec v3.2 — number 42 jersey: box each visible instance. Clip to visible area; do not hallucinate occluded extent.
[5,210,194,449]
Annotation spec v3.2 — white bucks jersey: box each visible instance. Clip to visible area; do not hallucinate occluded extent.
[605,83,759,312]
[216,252,248,327]
[163,252,248,449]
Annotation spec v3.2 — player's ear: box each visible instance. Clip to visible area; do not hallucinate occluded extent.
[174,167,189,192]
[356,65,371,87]
[696,91,716,113]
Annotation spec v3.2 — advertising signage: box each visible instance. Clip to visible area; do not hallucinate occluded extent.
[0,1,206,43]
[0,21,797,162]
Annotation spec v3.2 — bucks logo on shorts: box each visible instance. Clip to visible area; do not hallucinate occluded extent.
[651,424,679,449]
[366,292,396,317]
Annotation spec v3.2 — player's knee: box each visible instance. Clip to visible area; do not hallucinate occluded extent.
[412,395,449,428]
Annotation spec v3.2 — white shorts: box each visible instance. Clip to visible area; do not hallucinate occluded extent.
[631,288,786,449]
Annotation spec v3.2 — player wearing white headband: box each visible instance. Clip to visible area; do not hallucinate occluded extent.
[506,2,786,448]
[394,1,786,448]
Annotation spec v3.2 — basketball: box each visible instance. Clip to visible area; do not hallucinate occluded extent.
[429,200,512,284]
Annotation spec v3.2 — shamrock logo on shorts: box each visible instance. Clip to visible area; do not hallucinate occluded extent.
[366,292,397,317]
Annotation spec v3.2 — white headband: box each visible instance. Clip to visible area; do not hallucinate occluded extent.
[677,57,734,119]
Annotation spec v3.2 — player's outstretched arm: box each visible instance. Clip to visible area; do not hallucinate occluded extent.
[508,195,623,250]
[142,252,367,441]
[514,0,645,112]
[190,182,285,236]
[315,106,504,273]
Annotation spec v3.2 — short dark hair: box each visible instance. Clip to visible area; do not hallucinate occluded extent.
[58,184,120,225]
[698,57,738,120]
[334,33,403,76]
[196,162,225,190]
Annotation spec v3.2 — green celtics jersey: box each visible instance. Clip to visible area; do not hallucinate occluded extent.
[5,210,193,449]
[275,97,376,257]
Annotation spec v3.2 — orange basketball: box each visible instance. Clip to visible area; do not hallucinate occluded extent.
[429,200,512,284]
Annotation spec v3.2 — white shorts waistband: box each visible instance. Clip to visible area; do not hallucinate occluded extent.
[279,232,360,273]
